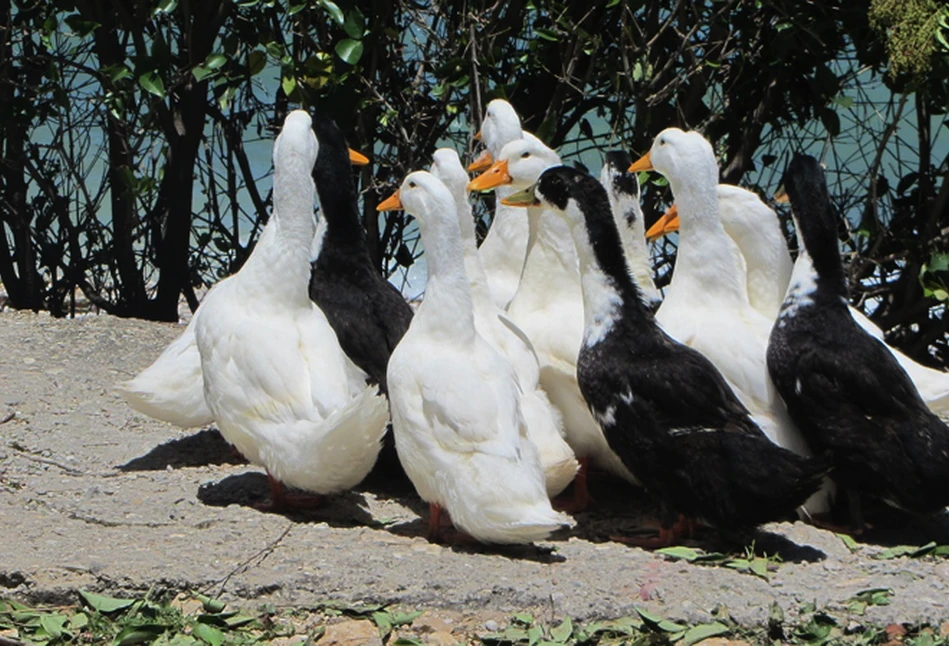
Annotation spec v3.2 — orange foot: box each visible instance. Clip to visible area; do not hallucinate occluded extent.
[610,525,679,549]
[253,474,327,512]
[425,503,479,545]
[553,457,596,513]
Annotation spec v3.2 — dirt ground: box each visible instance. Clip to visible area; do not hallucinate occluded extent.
[2,309,949,632]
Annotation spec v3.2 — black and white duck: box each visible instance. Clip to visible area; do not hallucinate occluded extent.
[767,153,949,529]
[505,165,830,545]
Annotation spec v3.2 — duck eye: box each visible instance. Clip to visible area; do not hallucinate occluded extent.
[408,181,417,188]
[658,138,666,146]
[521,152,530,159]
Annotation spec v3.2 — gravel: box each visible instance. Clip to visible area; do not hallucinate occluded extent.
[2,309,948,626]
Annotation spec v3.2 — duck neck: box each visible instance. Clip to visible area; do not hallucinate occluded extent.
[242,155,316,304]
[313,150,371,258]
[668,175,747,306]
[453,192,496,313]
[510,205,579,308]
[793,203,848,300]
[613,195,658,302]
[563,201,651,341]
[416,208,477,342]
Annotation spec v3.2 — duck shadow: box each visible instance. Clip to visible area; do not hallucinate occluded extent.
[197,471,379,529]
[849,507,949,547]
[564,473,825,563]
[382,515,568,563]
[119,428,247,471]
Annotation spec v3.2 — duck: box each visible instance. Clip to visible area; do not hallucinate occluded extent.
[469,137,638,508]
[467,99,538,310]
[194,110,389,509]
[649,185,949,416]
[378,170,575,544]
[767,153,949,528]
[430,148,578,497]
[116,312,214,429]
[503,165,829,545]
[599,151,661,309]
[628,130,816,461]
[308,113,414,395]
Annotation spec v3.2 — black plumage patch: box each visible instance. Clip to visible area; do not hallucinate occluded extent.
[308,113,414,394]
[768,153,949,515]
[532,165,829,532]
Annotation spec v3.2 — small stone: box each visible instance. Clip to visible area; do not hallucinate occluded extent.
[320,619,383,646]
[483,620,499,632]
[940,621,949,637]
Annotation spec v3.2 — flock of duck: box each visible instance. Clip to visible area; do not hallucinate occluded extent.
[118,100,949,547]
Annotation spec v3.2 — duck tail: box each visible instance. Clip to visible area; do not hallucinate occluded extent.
[116,321,214,428]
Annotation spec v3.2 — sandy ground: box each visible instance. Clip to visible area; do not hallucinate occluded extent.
[2,309,949,630]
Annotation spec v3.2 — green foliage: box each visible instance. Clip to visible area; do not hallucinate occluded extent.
[655,543,781,580]
[869,0,947,80]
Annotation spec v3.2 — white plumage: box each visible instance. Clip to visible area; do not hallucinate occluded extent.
[194,110,388,499]
[382,170,574,544]
[430,148,578,497]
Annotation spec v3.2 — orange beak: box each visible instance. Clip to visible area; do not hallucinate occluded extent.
[467,160,512,191]
[773,186,789,204]
[628,151,653,173]
[646,205,680,241]
[474,129,483,141]
[348,148,370,166]
[376,190,403,211]
[466,149,493,172]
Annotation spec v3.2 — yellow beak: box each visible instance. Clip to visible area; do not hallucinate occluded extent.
[376,190,403,211]
[628,151,654,173]
[773,186,789,203]
[467,159,512,191]
[474,129,483,141]
[646,205,680,241]
[348,148,370,166]
[467,149,493,172]
[500,185,539,207]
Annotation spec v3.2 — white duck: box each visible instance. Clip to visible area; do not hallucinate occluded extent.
[650,185,949,416]
[117,313,213,428]
[430,148,578,497]
[194,110,389,508]
[470,138,638,508]
[468,99,539,310]
[379,170,574,544]
[629,130,821,501]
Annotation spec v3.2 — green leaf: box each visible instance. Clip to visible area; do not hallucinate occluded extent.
[392,639,425,646]
[203,53,227,70]
[656,546,702,562]
[39,613,68,640]
[191,622,225,646]
[288,3,306,15]
[138,72,165,98]
[388,610,422,626]
[248,50,267,76]
[535,27,559,41]
[681,621,729,645]
[875,542,936,559]
[372,611,393,640]
[549,617,573,642]
[156,0,178,13]
[281,75,297,96]
[79,590,137,613]
[64,14,101,37]
[114,625,164,646]
[513,612,534,626]
[70,613,89,630]
[320,0,345,25]
[194,594,226,614]
[750,556,770,580]
[635,607,686,633]
[837,533,859,553]
[192,65,215,82]
[343,7,366,38]
[335,39,364,64]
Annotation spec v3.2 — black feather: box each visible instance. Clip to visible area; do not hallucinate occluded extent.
[767,153,949,514]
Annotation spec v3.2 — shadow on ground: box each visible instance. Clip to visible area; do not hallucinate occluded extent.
[119,428,247,471]
[197,471,381,529]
